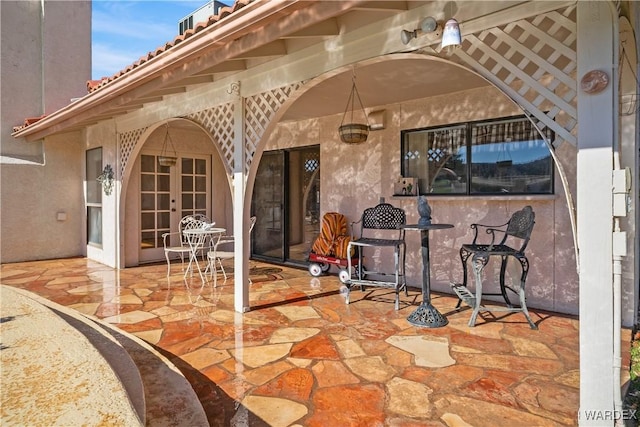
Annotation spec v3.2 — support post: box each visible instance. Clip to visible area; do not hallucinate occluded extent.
[577,2,617,424]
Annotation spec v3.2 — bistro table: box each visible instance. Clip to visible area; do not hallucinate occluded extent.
[182,226,226,283]
[401,223,454,328]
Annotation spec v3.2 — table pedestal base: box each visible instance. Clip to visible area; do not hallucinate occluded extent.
[407,302,448,328]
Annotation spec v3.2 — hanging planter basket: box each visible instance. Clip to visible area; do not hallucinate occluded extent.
[339,123,369,144]
[159,123,178,167]
[158,156,177,167]
[339,72,370,144]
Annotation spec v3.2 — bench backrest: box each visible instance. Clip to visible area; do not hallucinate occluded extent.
[504,205,535,251]
[356,203,406,239]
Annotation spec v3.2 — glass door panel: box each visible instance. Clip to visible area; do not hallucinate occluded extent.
[251,146,320,266]
[287,147,320,263]
[139,154,209,263]
[252,151,285,260]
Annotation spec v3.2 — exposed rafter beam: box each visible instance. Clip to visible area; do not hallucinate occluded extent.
[352,1,408,12]
[280,19,340,38]
[13,0,374,141]
[234,40,287,59]
[146,87,187,97]
[165,75,214,87]
[195,60,247,76]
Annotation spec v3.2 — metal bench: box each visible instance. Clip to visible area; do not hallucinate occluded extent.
[346,203,407,309]
[451,205,537,329]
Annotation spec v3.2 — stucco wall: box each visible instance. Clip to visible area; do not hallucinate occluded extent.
[266,85,580,315]
[0,133,85,262]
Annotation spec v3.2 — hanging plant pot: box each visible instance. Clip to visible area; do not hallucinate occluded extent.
[339,123,369,144]
[339,70,370,144]
[159,123,178,167]
[158,156,177,167]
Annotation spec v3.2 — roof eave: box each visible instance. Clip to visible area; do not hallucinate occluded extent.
[11,0,325,141]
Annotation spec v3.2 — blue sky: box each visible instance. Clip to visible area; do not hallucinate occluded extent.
[92,1,207,79]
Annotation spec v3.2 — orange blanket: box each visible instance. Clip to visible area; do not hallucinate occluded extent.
[311,212,352,259]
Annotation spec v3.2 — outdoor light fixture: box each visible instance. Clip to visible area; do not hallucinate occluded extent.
[400,16,440,45]
[400,15,462,54]
[441,18,462,52]
[159,123,178,167]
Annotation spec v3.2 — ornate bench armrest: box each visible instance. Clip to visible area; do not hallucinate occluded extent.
[469,221,508,246]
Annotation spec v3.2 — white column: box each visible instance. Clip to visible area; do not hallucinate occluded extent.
[232,94,250,313]
[577,2,616,424]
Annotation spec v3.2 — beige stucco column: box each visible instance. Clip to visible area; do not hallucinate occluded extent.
[577,1,617,423]
[232,95,250,313]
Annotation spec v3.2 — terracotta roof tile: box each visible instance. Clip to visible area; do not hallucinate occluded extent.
[14,0,254,134]
[85,0,254,94]
[12,115,46,133]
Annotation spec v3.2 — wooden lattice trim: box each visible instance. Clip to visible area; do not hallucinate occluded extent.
[452,5,578,146]
[186,103,235,173]
[118,127,147,177]
[244,81,305,173]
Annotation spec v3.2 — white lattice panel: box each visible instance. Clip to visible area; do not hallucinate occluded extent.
[244,82,304,172]
[119,127,148,176]
[186,103,235,172]
[452,5,577,146]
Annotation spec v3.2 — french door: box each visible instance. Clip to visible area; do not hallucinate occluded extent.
[252,146,320,266]
[139,154,210,263]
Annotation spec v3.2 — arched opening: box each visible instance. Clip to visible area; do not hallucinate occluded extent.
[244,53,577,314]
[121,118,232,267]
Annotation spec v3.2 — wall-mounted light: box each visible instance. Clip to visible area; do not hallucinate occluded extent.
[441,18,462,52]
[400,17,440,45]
[97,164,114,196]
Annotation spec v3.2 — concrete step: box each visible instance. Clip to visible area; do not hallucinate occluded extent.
[0,286,208,426]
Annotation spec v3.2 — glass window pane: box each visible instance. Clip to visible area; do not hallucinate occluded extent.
[141,155,155,173]
[195,194,206,210]
[195,176,206,192]
[158,160,170,174]
[141,212,155,230]
[470,118,553,195]
[195,158,206,175]
[182,158,193,174]
[86,148,102,204]
[157,175,170,192]
[157,194,170,210]
[141,231,155,249]
[156,231,165,249]
[182,175,193,192]
[402,116,552,196]
[182,194,193,209]
[141,174,155,191]
[402,126,466,194]
[157,212,170,229]
[87,206,102,245]
[141,194,155,211]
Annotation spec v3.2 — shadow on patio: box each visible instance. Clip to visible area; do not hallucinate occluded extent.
[0,257,630,426]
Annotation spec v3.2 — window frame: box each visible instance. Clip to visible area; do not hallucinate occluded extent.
[400,115,555,196]
[86,147,103,247]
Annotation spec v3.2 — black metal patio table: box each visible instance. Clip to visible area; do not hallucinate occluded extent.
[401,223,454,328]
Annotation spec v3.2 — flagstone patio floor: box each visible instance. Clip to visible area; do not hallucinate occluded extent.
[0,257,632,426]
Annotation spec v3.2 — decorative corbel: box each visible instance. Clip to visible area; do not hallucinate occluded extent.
[227,81,241,97]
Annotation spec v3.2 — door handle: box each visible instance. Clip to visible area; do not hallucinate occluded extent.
[171,208,176,212]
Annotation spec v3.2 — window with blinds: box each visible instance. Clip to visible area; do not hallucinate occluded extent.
[401,116,554,195]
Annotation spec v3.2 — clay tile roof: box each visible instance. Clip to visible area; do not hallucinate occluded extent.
[86,0,253,94]
[12,115,46,133]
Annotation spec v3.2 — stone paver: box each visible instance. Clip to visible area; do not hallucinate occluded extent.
[1,257,630,426]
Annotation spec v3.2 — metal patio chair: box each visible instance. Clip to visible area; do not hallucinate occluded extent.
[451,205,537,329]
[162,214,211,277]
[207,216,256,286]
